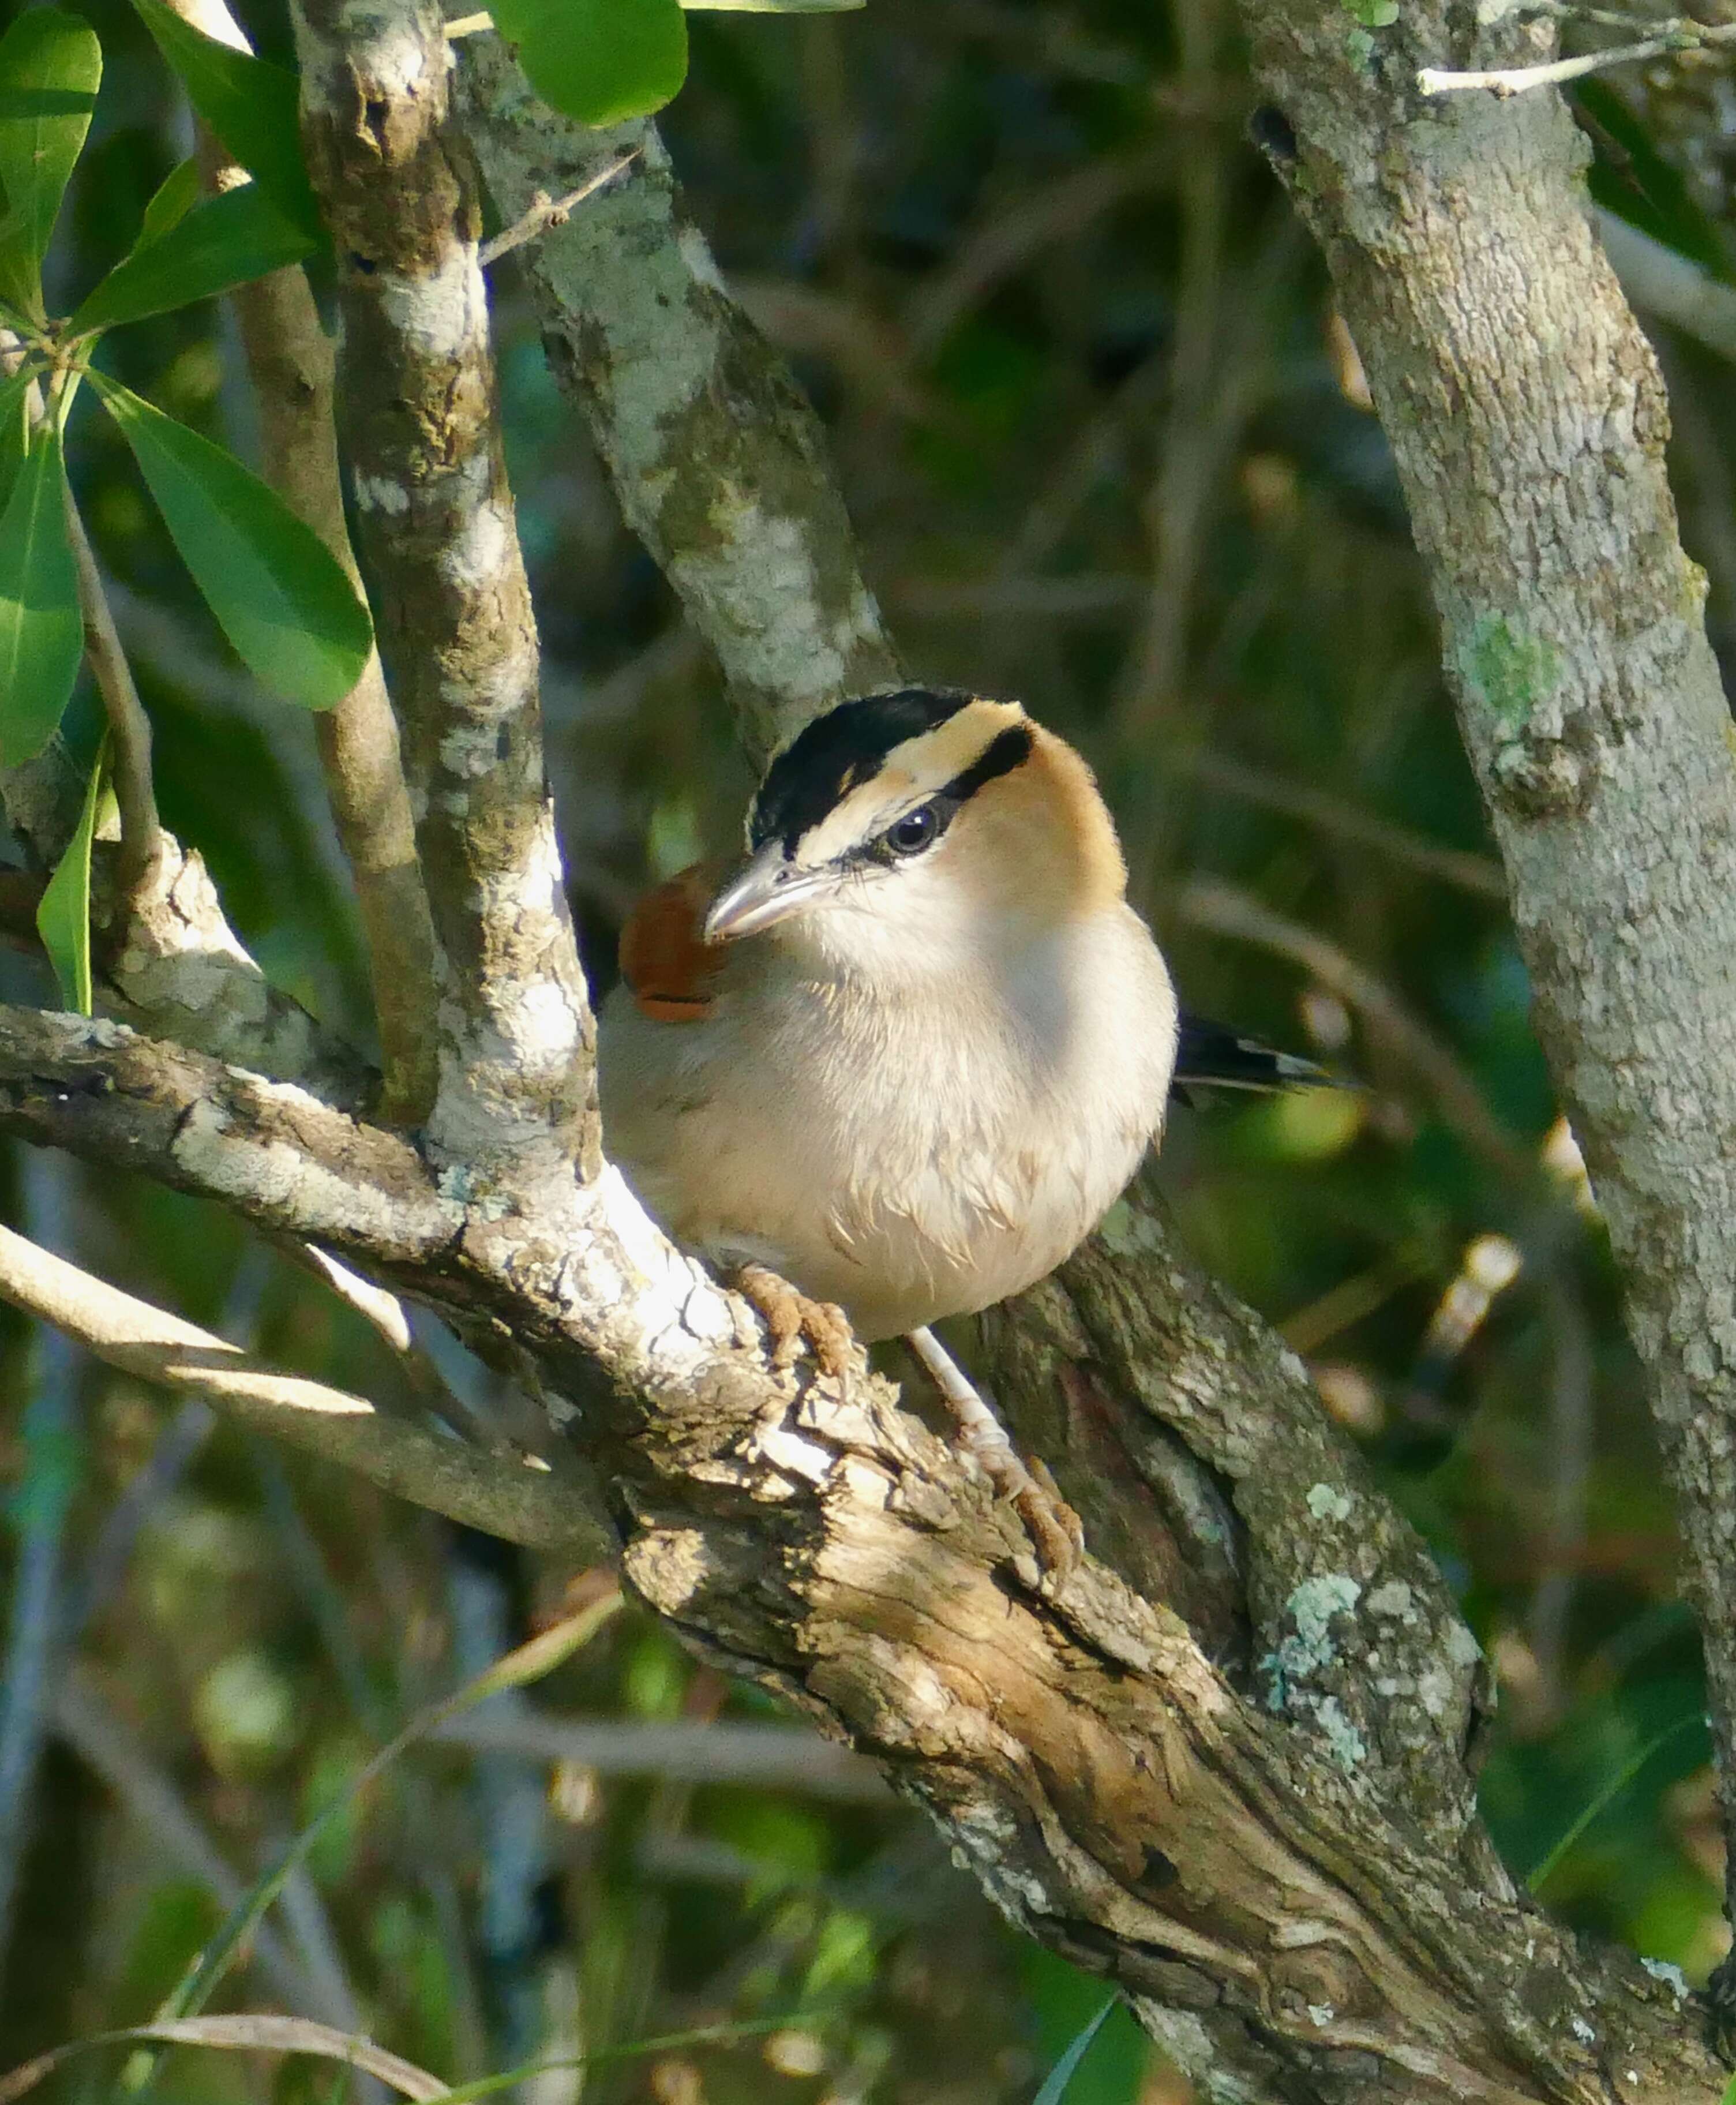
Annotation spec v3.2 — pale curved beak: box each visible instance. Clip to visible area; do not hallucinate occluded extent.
[703,844,834,942]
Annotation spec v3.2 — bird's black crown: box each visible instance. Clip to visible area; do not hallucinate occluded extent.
[751,687,1032,855]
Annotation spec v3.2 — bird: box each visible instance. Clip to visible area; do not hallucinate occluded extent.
[597,686,1320,1568]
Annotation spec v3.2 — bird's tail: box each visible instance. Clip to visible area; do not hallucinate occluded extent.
[1172,1011,1340,1096]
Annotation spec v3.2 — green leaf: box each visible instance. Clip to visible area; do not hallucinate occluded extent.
[136,155,203,250]
[1034,1998,1118,2105]
[71,179,313,335]
[36,739,111,1017]
[490,0,688,126]
[128,0,322,240]
[0,363,35,514]
[0,8,100,316]
[1722,2071,1736,2105]
[0,215,39,325]
[0,418,82,765]
[91,375,372,710]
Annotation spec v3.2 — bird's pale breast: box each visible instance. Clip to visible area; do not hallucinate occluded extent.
[598,904,1176,1340]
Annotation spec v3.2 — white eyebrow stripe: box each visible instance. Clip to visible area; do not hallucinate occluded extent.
[793,701,1026,866]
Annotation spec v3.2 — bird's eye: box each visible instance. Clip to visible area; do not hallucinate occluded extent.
[886,806,940,857]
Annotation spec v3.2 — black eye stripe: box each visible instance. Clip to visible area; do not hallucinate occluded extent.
[936,722,1033,804]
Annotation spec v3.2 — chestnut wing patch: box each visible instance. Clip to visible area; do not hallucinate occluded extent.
[619,863,725,1022]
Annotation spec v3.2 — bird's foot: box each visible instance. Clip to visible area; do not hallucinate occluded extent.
[994,1449,1086,1582]
[735,1263,854,1380]
[905,1326,1083,1580]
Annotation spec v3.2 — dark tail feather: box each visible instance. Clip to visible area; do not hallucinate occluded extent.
[1172,1010,1338,1099]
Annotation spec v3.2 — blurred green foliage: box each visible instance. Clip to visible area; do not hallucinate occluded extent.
[3,0,1736,2099]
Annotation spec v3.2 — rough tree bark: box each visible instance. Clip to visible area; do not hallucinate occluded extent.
[1238,0,1736,2039]
[1,1,1732,2100]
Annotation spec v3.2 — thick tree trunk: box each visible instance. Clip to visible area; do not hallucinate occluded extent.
[1238,2,1736,2027]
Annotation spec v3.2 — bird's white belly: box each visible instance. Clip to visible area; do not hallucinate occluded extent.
[598,908,1176,1340]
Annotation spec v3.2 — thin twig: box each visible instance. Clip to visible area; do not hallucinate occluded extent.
[1181,746,1509,900]
[1178,877,1535,1181]
[1418,21,1735,96]
[293,1243,577,1476]
[478,153,641,268]
[444,9,492,33]
[62,493,161,895]
[0,1223,609,1556]
[430,1711,890,1801]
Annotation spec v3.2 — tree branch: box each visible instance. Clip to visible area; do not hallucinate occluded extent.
[0,995,1719,2096]
[1240,0,1736,2037]
[156,0,441,1128]
[1417,20,1736,98]
[9,3,1724,2095]
[0,339,359,1097]
[447,43,1719,2091]
[289,0,591,1177]
[453,47,902,767]
[62,493,160,897]
[592,1279,1711,2103]
[0,1222,603,1556]
[0,1007,448,1260]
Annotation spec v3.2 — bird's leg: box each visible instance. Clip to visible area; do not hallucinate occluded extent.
[905,1325,1083,1578]
[734,1263,855,1380]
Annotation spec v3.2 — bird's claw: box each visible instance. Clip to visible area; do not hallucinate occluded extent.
[735,1263,854,1381]
[972,1440,1083,1581]
[1020,1456,1086,1578]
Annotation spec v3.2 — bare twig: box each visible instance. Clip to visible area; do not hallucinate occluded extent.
[430,1711,889,1801]
[62,494,160,896]
[1178,877,1535,1178]
[1181,745,1509,900]
[0,1221,606,1556]
[1418,19,1736,95]
[1596,206,1736,365]
[903,146,1171,358]
[478,153,640,268]
[299,1243,413,1353]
